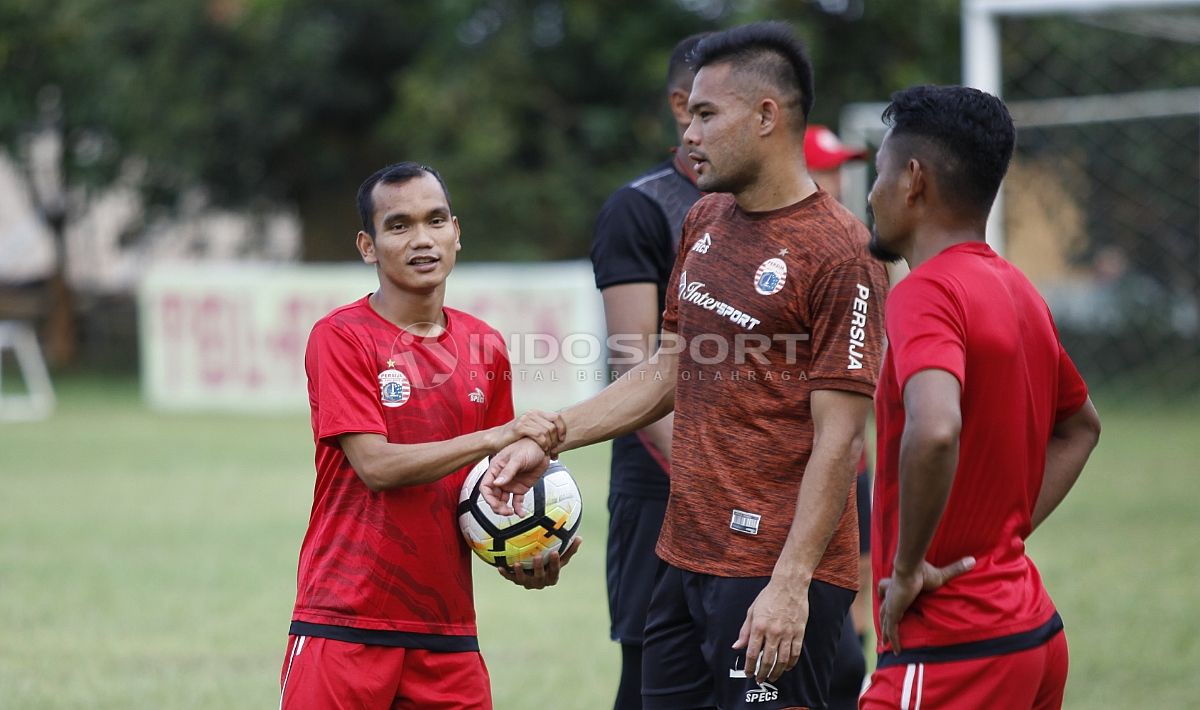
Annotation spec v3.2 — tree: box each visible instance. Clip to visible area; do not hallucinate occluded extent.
[0,0,965,364]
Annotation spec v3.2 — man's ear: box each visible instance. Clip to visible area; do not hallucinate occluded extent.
[905,158,927,207]
[669,88,691,128]
[356,230,377,264]
[756,97,780,136]
[453,216,462,252]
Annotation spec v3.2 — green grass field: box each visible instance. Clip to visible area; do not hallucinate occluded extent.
[1,376,1197,708]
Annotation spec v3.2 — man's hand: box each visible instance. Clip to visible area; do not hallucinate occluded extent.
[733,578,809,684]
[481,438,550,516]
[497,537,583,590]
[498,410,565,453]
[878,556,975,654]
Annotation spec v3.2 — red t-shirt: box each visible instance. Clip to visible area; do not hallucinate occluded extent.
[658,191,888,587]
[873,242,1088,651]
[291,296,513,638]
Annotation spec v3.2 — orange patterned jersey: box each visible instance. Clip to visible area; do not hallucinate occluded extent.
[657,190,887,589]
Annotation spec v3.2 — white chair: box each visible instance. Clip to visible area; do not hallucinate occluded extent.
[0,320,55,421]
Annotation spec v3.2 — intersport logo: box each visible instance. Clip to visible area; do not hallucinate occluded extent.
[678,271,762,330]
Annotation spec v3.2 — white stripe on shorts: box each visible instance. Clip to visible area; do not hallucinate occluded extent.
[279,635,306,710]
[900,663,916,710]
[915,663,925,710]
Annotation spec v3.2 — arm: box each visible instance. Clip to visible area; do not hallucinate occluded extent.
[892,369,961,576]
[878,369,975,653]
[734,388,869,683]
[1032,397,1100,531]
[778,390,870,586]
[483,346,677,514]
[601,282,675,463]
[339,410,564,492]
[557,343,676,451]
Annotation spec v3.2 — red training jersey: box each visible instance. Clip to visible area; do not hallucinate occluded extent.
[873,242,1088,652]
[291,296,513,638]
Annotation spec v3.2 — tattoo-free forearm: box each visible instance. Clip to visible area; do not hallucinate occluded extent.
[600,283,675,463]
[555,352,676,454]
[1032,398,1100,531]
[773,390,870,584]
[340,429,505,491]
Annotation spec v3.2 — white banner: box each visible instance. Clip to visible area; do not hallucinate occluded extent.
[138,261,606,412]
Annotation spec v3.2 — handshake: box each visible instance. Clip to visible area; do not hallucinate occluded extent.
[481,409,582,589]
[485,409,567,517]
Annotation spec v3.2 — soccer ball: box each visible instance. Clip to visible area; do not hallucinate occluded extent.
[457,457,583,570]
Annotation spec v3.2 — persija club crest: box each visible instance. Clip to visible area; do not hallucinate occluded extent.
[379,360,411,408]
[754,257,788,296]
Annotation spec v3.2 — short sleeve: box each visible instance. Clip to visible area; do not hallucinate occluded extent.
[1054,341,1088,422]
[660,207,699,335]
[805,257,888,395]
[306,321,387,441]
[886,275,967,391]
[590,188,671,291]
[484,335,516,428]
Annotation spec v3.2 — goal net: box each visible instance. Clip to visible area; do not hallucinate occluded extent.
[843,0,1200,396]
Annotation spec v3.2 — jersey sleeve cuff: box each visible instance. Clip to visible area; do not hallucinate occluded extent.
[318,426,389,443]
[804,378,877,398]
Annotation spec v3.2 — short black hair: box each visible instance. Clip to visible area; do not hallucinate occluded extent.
[689,21,814,125]
[666,32,711,93]
[882,85,1015,215]
[356,162,451,237]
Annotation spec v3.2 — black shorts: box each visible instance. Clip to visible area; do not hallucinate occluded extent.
[642,564,854,710]
[607,492,668,644]
[826,612,866,710]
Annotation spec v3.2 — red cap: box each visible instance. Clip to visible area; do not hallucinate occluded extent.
[804,125,867,171]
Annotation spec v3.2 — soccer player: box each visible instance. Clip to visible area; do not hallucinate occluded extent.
[280,162,580,710]
[860,85,1102,709]
[589,32,706,710]
[486,23,889,710]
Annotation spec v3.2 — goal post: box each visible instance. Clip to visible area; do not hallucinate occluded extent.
[839,0,1200,395]
[961,0,1200,256]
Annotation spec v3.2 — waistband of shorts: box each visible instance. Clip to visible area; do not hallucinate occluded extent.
[289,621,479,652]
[876,611,1063,669]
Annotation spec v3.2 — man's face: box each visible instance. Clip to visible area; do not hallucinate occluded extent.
[683,63,759,195]
[359,173,461,293]
[866,130,906,263]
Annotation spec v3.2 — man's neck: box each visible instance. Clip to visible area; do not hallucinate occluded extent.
[904,226,988,271]
[734,152,818,213]
[369,286,447,335]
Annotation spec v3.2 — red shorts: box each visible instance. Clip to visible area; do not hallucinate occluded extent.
[860,631,1068,710]
[279,635,492,710]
